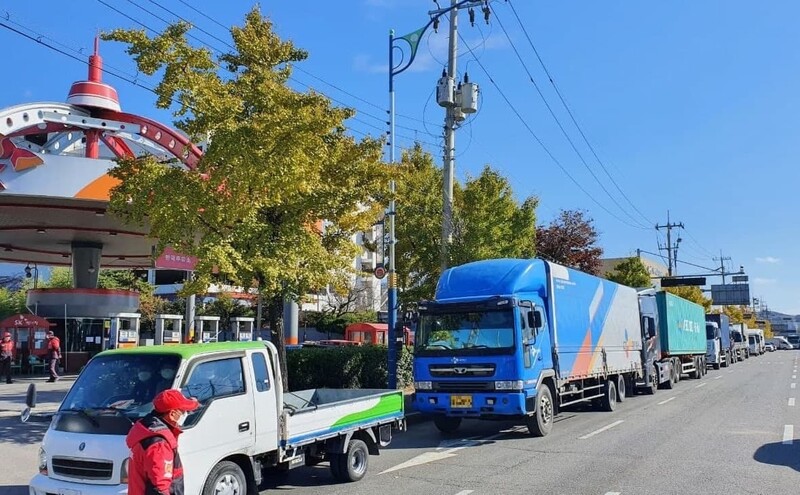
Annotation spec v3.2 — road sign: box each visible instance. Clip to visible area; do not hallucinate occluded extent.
[661,277,706,287]
[374,266,387,279]
[711,284,751,306]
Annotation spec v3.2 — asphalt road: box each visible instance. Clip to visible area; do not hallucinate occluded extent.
[261,350,800,495]
[1,353,797,495]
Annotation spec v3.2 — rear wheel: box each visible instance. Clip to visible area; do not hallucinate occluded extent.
[434,416,462,434]
[664,364,675,389]
[694,358,704,379]
[721,352,729,368]
[616,375,627,402]
[643,367,658,395]
[526,385,554,437]
[600,379,617,412]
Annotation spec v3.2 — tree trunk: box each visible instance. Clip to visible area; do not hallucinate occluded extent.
[268,294,289,390]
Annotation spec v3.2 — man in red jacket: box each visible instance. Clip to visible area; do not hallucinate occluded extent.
[0,332,14,384]
[45,331,61,382]
[126,389,199,495]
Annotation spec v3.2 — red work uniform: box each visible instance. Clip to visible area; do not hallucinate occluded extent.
[0,333,14,384]
[126,414,185,495]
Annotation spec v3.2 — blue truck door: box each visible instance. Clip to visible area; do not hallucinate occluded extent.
[521,301,553,390]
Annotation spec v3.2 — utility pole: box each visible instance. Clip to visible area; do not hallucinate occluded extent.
[655,211,684,276]
[714,250,732,284]
[441,0,459,270]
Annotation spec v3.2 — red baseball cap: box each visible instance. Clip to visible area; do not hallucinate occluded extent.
[152,389,199,414]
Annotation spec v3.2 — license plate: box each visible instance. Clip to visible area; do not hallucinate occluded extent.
[450,395,473,408]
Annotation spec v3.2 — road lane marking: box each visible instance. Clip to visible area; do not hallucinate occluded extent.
[784,425,794,445]
[658,397,676,405]
[789,398,795,407]
[792,383,797,389]
[793,375,796,379]
[714,376,722,380]
[455,491,474,495]
[695,383,707,389]
[580,420,624,439]
[604,492,622,495]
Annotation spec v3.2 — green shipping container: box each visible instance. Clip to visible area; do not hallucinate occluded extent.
[656,291,707,355]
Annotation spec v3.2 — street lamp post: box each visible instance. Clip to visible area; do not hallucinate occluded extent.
[386,0,485,389]
[24,263,39,289]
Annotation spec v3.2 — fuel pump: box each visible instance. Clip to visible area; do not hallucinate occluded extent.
[195,316,221,343]
[154,314,184,346]
[230,317,254,341]
[108,313,141,350]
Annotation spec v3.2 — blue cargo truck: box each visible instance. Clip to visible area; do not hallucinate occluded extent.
[636,290,707,393]
[705,313,732,368]
[413,259,643,437]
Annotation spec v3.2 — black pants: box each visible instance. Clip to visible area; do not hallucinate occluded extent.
[0,356,11,383]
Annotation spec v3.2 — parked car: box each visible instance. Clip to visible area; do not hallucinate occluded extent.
[765,343,776,352]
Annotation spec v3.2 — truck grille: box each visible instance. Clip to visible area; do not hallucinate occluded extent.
[434,381,494,392]
[429,363,496,377]
[51,457,113,480]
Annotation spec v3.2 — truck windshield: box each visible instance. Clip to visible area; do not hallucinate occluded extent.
[416,309,515,354]
[60,353,180,420]
[788,335,800,346]
[706,325,716,340]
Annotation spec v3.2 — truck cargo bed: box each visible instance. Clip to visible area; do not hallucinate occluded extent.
[282,389,403,448]
[656,291,706,355]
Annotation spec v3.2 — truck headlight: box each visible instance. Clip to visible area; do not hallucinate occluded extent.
[414,381,433,390]
[38,447,47,475]
[121,458,130,484]
[495,380,524,391]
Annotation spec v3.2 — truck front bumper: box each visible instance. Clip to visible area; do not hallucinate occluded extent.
[29,474,127,495]
[413,391,528,417]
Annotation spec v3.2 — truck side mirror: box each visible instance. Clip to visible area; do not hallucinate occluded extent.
[528,311,543,329]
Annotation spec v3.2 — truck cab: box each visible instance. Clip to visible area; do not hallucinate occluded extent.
[706,322,723,369]
[28,342,403,495]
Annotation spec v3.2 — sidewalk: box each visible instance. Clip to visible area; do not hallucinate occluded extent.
[0,375,76,418]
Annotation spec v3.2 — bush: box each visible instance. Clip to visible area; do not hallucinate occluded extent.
[286,345,413,391]
[304,311,379,336]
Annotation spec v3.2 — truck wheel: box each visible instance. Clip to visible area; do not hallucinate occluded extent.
[600,379,617,412]
[664,365,675,390]
[673,359,681,383]
[616,375,626,402]
[643,368,658,395]
[526,385,554,437]
[712,359,720,371]
[721,353,729,368]
[434,416,462,434]
[203,460,247,495]
[333,439,369,483]
[694,358,703,379]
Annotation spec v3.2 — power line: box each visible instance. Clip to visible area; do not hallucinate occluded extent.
[504,0,655,227]
[491,5,649,229]
[455,31,648,230]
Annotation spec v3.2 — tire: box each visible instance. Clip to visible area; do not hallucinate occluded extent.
[664,364,675,390]
[673,359,681,383]
[702,358,708,376]
[643,367,658,395]
[526,385,554,437]
[713,360,721,371]
[616,375,626,402]
[433,415,462,434]
[331,439,369,483]
[721,353,729,368]
[202,460,247,495]
[600,379,617,412]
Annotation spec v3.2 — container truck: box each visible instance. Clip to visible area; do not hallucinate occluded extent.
[636,290,707,391]
[705,313,732,369]
[413,258,643,437]
[26,341,404,495]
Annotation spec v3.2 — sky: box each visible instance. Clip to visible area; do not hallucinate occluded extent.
[0,0,798,312]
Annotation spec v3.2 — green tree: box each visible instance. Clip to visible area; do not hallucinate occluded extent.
[664,286,712,311]
[606,256,653,288]
[104,9,386,388]
[393,147,538,306]
[451,165,537,265]
[0,287,27,319]
[45,267,73,288]
[393,145,445,305]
